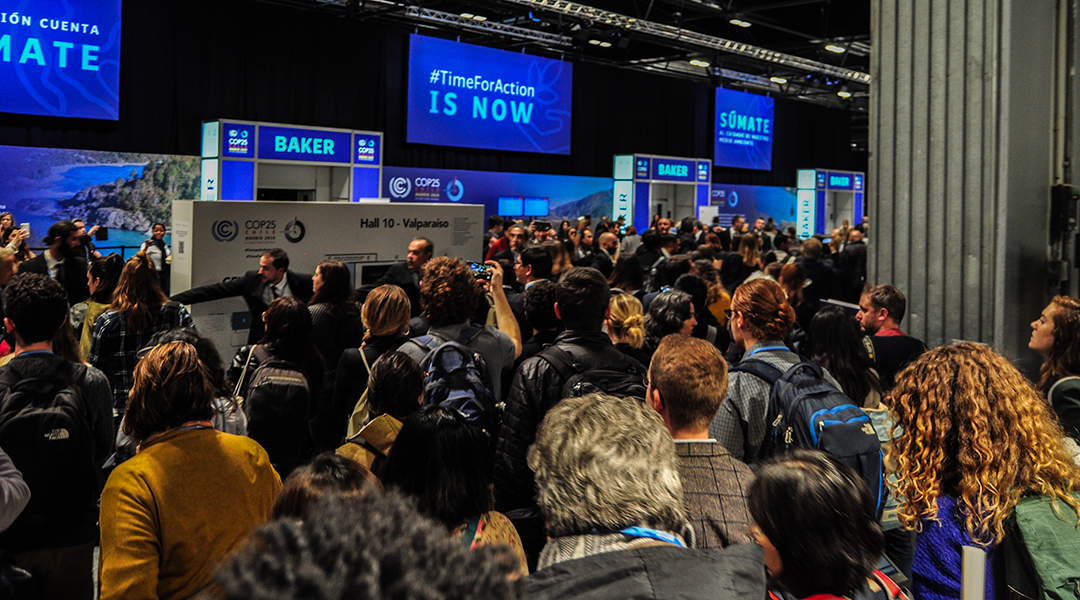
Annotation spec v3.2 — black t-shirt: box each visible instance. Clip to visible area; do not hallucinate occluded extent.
[863,334,927,392]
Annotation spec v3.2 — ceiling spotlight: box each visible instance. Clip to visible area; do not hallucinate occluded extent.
[825,44,846,53]
[689,59,710,68]
[769,76,787,84]
[588,39,601,45]
[472,15,487,21]
[460,12,474,18]
[599,41,612,47]
[837,89,852,98]
[729,19,751,28]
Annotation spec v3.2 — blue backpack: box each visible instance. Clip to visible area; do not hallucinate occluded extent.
[409,325,499,434]
[731,358,886,518]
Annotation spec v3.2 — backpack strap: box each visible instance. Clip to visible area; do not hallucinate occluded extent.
[358,346,372,374]
[728,358,785,386]
[537,345,582,384]
[1048,376,1080,403]
[233,345,258,400]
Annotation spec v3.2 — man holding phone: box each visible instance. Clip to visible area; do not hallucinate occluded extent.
[72,219,101,262]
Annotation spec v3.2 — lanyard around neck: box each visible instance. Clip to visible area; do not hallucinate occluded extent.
[620,527,684,547]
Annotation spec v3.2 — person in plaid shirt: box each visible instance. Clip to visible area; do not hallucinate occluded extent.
[89,252,193,424]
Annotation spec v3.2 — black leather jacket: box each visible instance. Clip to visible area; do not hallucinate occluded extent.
[494,330,640,512]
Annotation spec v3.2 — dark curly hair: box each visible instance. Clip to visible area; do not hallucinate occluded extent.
[419,257,481,327]
[644,290,693,349]
[213,491,523,600]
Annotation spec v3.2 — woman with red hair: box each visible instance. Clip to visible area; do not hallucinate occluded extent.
[707,279,841,462]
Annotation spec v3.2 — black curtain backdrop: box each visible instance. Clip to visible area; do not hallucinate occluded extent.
[0,0,865,186]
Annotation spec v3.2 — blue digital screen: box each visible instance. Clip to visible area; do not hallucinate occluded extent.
[498,197,524,215]
[407,34,573,155]
[523,197,549,217]
[257,125,352,163]
[222,123,255,158]
[0,0,122,120]
[714,88,775,171]
[220,161,254,201]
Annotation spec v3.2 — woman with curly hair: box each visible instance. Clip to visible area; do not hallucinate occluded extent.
[641,290,696,365]
[889,342,1080,599]
[1030,296,1080,442]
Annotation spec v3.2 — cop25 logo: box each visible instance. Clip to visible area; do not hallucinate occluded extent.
[389,177,412,199]
[284,218,306,243]
[445,178,464,202]
[211,220,238,242]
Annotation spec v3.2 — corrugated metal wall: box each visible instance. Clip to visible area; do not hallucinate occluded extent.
[869,0,1058,370]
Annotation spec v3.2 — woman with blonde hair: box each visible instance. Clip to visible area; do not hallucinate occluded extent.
[89,252,194,423]
[329,285,412,444]
[890,342,1080,599]
[607,292,648,366]
[1030,295,1080,441]
[543,240,573,280]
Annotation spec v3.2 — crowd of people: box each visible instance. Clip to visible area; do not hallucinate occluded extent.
[0,212,1073,599]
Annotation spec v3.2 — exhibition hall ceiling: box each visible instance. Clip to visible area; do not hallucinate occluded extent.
[264,0,870,111]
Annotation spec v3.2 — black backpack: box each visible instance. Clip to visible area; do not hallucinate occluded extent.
[0,368,96,542]
[731,358,885,517]
[239,345,312,475]
[410,325,499,434]
[539,345,647,402]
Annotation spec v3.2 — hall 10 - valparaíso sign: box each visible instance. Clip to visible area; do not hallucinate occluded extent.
[0,0,121,120]
[406,34,573,155]
[713,88,775,171]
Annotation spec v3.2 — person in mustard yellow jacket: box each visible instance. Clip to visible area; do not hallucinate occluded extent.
[99,341,281,600]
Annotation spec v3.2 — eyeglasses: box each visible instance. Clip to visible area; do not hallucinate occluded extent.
[724,309,734,320]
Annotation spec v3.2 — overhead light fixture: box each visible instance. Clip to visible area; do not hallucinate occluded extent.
[837,89,852,98]
[599,41,612,47]
[588,39,601,45]
[825,44,846,53]
[460,12,474,18]
[729,19,751,28]
[689,59,710,67]
[472,15,487,21]
[770,76,787,84]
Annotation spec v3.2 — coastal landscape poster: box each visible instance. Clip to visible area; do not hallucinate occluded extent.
[0,145,200,253]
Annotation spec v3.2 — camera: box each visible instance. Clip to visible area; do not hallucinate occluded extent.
[534,220,551,232]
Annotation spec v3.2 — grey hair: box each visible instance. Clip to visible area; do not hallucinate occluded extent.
[527,393,687,537]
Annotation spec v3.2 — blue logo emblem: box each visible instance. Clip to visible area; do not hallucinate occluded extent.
[211,220,238,242]
[445,178,464,202]
[729,191,739,208]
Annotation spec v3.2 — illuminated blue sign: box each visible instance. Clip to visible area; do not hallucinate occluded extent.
[714,88,774,171]
[0,0,122,120]
[406,35,572,155]
[696,161,711,182]
[651,158,697,182]
[257,125,351,163]
[354,133,380,164]
[222,123,255,158]
[635,157,651,179]
[828,173,853,190]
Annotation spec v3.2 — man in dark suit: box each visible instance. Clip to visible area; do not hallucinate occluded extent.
[19,220,90,305]
[358,238,432,318]
[172,248,313,344]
